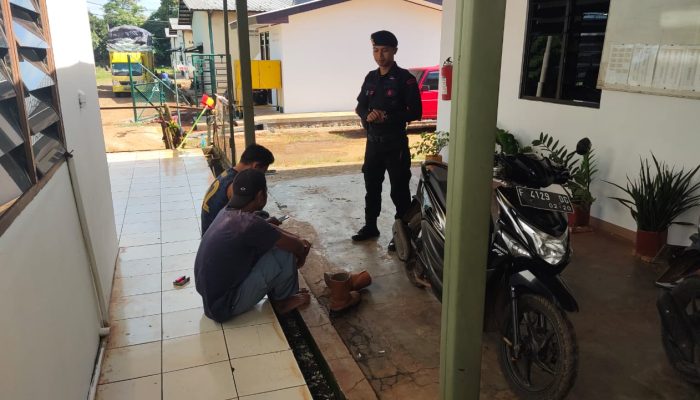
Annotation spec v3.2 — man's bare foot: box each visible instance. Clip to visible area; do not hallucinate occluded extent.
[272,293,310,315]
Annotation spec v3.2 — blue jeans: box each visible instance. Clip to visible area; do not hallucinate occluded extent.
[230,248,299,317]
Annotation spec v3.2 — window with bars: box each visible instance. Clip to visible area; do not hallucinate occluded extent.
[520,0,610,107]
[0,0,65,216]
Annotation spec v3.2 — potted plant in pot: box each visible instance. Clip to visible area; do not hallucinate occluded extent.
[411,131,449,162]
[531,133,597,228]
[568,140,597,227]
[607,154,700,261]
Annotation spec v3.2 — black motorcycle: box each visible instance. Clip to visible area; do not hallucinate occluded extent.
[393,145,588,400]
[656,220,700,384]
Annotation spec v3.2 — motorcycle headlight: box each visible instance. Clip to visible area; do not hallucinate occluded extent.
[501,231,531,259]
[519,221,568,265]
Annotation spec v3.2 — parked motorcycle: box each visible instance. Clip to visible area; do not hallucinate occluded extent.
[656,220,700,384]
[393,142,590,400]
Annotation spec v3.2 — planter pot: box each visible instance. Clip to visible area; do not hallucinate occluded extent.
[635,229,668,260]
[567,204,590,227]
[425,154,443,163]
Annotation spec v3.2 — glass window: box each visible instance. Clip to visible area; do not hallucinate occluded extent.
[0,0,66,217]
[521,0,609,106]
[424,71,439,91]
[111,62,144,76]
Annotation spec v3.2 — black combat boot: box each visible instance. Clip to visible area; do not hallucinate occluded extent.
[352,224,380,241]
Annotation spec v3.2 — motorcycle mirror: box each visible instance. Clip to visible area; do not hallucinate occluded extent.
[576,138,592,155]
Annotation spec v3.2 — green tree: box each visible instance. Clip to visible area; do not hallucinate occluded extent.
[142,0,178,66]
[89,12,108,66]
[103,0,146,28]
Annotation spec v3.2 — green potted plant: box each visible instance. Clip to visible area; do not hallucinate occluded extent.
[607,154,700,261]
[411,131,449,162]
[532,133,596,227]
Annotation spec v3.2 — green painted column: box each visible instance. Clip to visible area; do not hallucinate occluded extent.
[439,0,506,399]
[222,1,237,163]
[235,0,256,146]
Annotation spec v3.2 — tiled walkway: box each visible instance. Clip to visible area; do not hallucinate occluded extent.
[101,150,311,400]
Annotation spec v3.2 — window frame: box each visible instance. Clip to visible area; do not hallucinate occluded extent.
[0,0,67,236]
[518,0,608,109]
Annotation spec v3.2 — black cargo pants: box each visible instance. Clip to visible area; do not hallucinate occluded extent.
[362,134,412,224]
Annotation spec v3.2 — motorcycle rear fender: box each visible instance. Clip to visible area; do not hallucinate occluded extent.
[509,271,579,312]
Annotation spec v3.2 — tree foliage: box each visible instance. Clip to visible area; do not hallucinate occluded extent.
[142,0,179,66]
[103,0,147,28]
[89,12,108,66]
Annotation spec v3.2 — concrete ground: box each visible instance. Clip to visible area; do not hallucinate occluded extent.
[267,167,700,400]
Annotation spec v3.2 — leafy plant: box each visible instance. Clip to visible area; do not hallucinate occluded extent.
[532,133,599,208]
[495,128,531,155]
[532,132,580,173]
[570,149,598,207]
[411,131,449,158]
[607,154,700,232]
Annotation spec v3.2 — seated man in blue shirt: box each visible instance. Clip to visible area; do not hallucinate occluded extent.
[200,144,275,234]
[194,169,311,321]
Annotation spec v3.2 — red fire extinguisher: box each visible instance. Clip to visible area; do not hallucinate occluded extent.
[441,57,453,101]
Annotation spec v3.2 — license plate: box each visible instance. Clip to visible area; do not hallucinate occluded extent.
[516,187,573,213]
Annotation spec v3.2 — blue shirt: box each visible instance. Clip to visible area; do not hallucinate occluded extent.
[201,168,238,234]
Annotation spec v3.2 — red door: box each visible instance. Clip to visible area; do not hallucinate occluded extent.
[420,69,439,120]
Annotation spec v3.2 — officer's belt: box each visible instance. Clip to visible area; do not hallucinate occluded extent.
[367,134,404,144]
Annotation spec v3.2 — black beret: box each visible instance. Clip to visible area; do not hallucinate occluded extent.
[371,30,398,47]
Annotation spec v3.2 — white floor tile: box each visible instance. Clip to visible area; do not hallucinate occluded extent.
[108,314,161,349]
[221,299,276,330]
[96,375,161,400]
[239,386,312,400]
[162,307,221,340]
[162,287,202,313]
[112,273,161,297]
[162,361,237,400]
[115,257,161,278]
[110,292,161,320]
[162,240,200,257]
[99,342,161,384]
[118,244,161,261]
[225,323,289,359]
[162,330,228,372]
[230,351,305,397]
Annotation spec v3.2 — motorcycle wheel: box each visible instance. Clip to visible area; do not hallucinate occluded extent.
[498,294,578,400]
[662,276,700,384]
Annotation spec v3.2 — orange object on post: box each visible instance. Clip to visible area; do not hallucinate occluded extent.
[200,94,215,109]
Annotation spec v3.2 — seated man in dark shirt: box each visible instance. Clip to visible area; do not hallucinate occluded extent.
[194,169,311,322]
[200,144,275,234]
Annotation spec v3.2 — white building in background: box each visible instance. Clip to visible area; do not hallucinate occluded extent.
[233,0,443,113]
[0,0,118,398]
[165,18,195,77]
[437,0,700,246]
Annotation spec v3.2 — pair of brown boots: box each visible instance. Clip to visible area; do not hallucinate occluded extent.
[324,270,372,312]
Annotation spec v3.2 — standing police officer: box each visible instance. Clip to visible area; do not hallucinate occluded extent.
[352,30,422,248]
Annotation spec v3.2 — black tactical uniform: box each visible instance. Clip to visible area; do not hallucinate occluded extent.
[353,44,422,242]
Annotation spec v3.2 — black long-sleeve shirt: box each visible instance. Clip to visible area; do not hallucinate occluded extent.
[356,63,422,137]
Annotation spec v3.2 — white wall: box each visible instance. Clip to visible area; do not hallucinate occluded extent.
[48,0,119,309]
[0,1,118,397]
[0,168,102,400]
[437,0,700,245]
[278,0,442,113]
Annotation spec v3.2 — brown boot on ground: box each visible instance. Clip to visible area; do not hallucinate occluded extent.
[272,293,310,315]
[324,270,372,291]
[326,272,361,312]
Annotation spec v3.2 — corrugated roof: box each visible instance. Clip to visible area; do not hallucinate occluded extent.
[181,0,295,12]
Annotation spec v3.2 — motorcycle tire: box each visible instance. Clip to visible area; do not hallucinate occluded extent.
[498,294,578,400]
[661,276,700,384]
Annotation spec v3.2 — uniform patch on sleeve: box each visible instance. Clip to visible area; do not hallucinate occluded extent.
[406,77,417,85]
